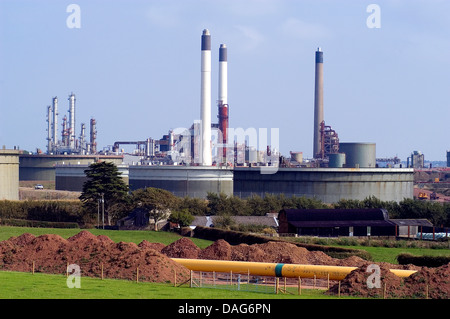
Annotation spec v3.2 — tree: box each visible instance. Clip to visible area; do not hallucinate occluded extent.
[169,208,195,227]
[79,162,130,226]
[131,187,180,231]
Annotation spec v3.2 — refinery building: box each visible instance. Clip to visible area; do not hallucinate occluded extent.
[13,29,418,203]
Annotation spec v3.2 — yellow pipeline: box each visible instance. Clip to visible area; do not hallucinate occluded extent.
[172,258,417,281]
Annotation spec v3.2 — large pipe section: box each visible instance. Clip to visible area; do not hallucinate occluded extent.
[200,29,212,166]
[172,258,417,281]
[313,48,324,159]
[218,43,228,162]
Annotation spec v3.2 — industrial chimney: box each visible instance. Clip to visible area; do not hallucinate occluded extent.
[200,29,212,166]
[218,43,228,163]
[313,48,324,159]
[68,93,76,150]
[52,96,58,149]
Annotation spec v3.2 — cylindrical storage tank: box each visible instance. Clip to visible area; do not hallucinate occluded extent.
[339,143,376,168]
[328,153,346,168]
[290,152,303,164]
[0,150,19,200]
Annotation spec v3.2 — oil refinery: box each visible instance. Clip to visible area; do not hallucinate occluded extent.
[7,28,444,202]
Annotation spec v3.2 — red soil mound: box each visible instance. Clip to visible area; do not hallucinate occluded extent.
[161,237,201,259]
[0,231,189,283]
[327,262,450,299]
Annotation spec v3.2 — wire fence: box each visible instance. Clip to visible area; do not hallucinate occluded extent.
[182,270,333,295]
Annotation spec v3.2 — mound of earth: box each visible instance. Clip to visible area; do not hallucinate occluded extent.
[0,231,189,283]
[326,263,450,299]
[161,237,201,259]
[198,239,232,260]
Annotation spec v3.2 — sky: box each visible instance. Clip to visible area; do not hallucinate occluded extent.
[0,0,449,161]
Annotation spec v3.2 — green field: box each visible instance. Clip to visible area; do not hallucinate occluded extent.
[0,270,338,299]
[0,226,213,249]
[336,244,450,264]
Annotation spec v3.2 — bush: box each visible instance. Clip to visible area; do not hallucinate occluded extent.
[0,218,79,229]
[397,253,450,267]
[0,200,84,224]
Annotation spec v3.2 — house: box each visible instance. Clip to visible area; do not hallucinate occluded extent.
[278,208,397,237]
[190,214,279,230]
[117,207,170,230]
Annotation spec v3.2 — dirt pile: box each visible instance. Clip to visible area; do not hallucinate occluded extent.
[327,263,450,299]
[3,231,448,299]
[0,231,189,283]
[161,237,201,259]
[194,239,369,267]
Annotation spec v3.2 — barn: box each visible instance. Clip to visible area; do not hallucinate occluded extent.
[277,208,397,237]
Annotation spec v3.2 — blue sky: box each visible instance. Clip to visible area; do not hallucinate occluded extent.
[1,0,449,161]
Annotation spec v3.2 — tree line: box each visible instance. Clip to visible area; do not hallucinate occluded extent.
[1,162,448,229]
[77,162,450,228]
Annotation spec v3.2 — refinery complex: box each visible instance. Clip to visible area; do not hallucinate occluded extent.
[2,29,449,202]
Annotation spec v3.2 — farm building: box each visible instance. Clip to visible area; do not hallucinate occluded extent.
[278,208,397,237]
[390,219,435,239]
[190,214,279,229]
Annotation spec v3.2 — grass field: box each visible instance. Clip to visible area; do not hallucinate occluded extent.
[0,270,338,299]
[0,226,213,249]
[335,244,450,264]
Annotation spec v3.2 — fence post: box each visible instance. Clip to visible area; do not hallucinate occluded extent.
[276,277,279,294]
[338,281,341,298]
[327,273,330,290]
[190,270,193,288]
[298,276,301,295]
[101,263,104,280]
[32,261,35,275]
[136,267,139,283]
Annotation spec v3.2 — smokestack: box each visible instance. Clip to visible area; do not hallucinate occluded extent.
[68,93,76,149]
[200,29,212,166]
[52,96,58,148]
[218,43,228,162]
[90,118,97,154]
[46,105,52,154]
[313,48,324,158]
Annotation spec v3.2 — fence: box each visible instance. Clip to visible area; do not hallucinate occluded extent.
[183,270,333,295]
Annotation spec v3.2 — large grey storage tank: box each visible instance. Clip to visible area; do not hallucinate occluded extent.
[339,143,376,168]
[328,153,346,168]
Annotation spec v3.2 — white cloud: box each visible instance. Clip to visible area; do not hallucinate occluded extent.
[233,25,266,52]
[145,4,182,28]
[280,18,330,39]
[224,0,284,17]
